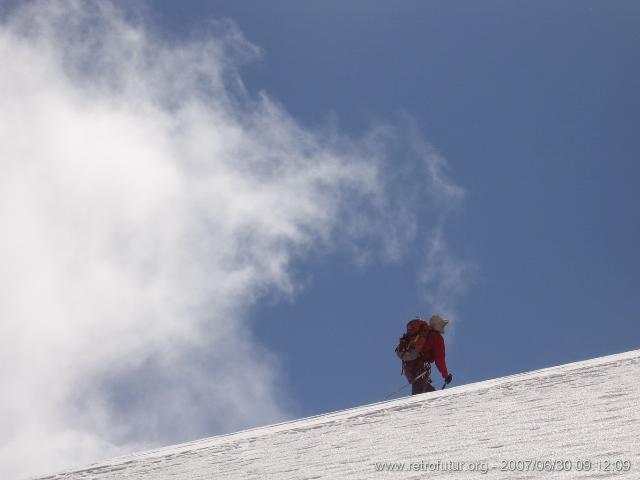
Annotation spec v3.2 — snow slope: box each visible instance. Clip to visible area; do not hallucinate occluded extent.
[34,349,640,479]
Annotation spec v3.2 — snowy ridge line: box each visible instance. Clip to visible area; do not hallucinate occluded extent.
[33,348,640,479]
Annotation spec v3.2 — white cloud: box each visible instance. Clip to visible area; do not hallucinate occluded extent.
[0,2,472,478]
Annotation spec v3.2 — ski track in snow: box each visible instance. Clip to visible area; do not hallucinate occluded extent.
[34,350,640,479]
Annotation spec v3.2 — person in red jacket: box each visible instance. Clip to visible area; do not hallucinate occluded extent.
[397,315,453,395]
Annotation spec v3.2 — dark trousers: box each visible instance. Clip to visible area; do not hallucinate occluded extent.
[404,360,435,395]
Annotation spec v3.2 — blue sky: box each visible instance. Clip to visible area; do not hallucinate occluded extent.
[1,1,639,477]
[148,1,640,412]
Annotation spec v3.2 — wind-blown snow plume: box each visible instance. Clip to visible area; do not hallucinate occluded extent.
[411,136,474,321]
[0,2,468,478]
[421,229,475,318]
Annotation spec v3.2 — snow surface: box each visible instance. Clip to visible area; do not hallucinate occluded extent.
[34,349,640,479]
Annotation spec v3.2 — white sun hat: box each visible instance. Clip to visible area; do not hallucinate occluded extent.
[429,315,450,333]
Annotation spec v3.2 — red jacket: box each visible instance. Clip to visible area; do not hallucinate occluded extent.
[414,329,449,379]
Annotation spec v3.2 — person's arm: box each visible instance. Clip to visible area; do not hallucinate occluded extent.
[433,334,449,379]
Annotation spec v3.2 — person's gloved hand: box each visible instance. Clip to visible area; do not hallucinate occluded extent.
[444,373,453,384]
